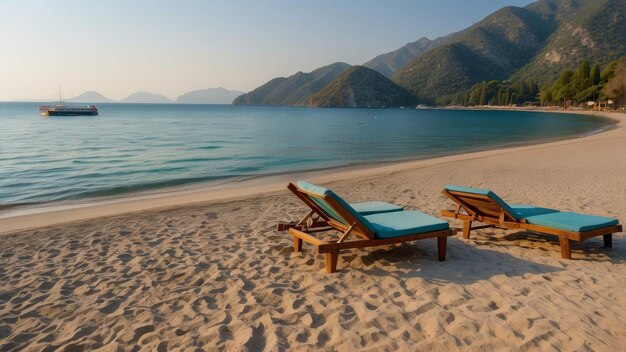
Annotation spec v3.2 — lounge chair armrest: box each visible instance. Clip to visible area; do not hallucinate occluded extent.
[288,228,331,252]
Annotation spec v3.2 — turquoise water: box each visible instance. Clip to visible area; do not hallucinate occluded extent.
[0,103,615,208]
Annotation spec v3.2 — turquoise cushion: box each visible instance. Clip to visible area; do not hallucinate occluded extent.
[524,212,619,232]
[364,210,450,239]
[351,201,404,215]
[297,181,376,233]
[297,181,344,223]
[444,185,521,221]
[509,204,559,219]
[296,180,329,197]
[326,190,376,233]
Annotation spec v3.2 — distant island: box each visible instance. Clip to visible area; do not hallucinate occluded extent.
[121,92,172,104]
[62,87,244,104]
[66,91,113,103]
[177,87,244,104]
[233,0,625,108]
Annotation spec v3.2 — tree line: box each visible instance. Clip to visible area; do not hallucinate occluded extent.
[440,57,625,107]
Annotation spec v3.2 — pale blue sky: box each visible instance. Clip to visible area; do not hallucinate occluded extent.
[0,0,533,101]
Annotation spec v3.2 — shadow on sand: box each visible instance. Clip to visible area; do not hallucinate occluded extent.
[475,229,626,264]
[352,237,564,285]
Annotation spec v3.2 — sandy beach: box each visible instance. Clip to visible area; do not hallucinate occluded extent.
[1,111,624,351]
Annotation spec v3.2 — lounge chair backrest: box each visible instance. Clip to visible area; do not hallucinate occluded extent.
[443,185,520,222]
[297,181,375,237]
[296,181,343,222]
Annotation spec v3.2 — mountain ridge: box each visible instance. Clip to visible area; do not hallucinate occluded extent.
[362,34,458,78]
[233,62,352,106]
[308,66,415,107]
[393,0,624,103]
[121,92,172,103]
[66,91,113,103]
[393,3,557,102]
[63,87,248,104]
[234,0,625,107]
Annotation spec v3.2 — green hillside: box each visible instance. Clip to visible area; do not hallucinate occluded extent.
[512,0,626,85]
[362,35,457,78]
[309,66,415,108]
[232,62,351,106]
[235,0,625,107]
[393,0,624,103]
[394,5,554,103]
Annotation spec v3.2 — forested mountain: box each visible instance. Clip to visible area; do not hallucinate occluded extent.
[235,0,625,107]
[395,4,558,103]
[362,35,457,78]
[394,0,624,103]
[232,63,351,106]
[512,0,625,84]
[308,66,415,107]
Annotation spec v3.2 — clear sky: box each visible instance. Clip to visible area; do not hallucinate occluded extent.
[0,0,533,101]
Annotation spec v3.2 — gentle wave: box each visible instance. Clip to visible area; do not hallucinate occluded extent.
[0,103,616,209]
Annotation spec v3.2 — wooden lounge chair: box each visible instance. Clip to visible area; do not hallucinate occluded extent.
[440,185,622,259]
[277,182,405,232]
[278,181,456,273]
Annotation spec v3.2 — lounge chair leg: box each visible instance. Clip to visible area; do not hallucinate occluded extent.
[603,234,612,248]
[325,251,339,273]
[294,237,303,252]
[277,222,291,231]
[559,236,571,259]
[277,222,303,232]
[437,236,447,261]
[462,221,472,239]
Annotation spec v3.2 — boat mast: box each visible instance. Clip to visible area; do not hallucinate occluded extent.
[59,83,62,104]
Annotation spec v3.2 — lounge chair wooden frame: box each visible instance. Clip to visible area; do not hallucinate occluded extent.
[277,183,455,273]
[440,189,622,259]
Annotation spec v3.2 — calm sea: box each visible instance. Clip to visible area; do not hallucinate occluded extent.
[0,103,615,209]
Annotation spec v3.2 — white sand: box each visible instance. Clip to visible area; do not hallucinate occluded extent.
[0,111,624,351]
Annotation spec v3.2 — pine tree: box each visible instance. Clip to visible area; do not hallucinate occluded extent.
[479,81,487,105]
[540,87,552,104]
[519,81,527,99]
[590,64,601,85]
[579,60,590,80]
[570,61,586,92]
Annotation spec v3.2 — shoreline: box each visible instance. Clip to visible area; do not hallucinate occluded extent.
[1,109,616,210]
[0,109,623,235]
[2,110,625,351]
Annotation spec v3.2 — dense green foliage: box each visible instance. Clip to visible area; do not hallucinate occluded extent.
[309,66,416,107]
[441,57,624,107]
[600,58,625,105]
[539,57,625,105]
[444,80,540,106]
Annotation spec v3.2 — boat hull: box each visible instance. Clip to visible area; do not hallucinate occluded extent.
[44,110,99,116]
[39,104,99,116]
